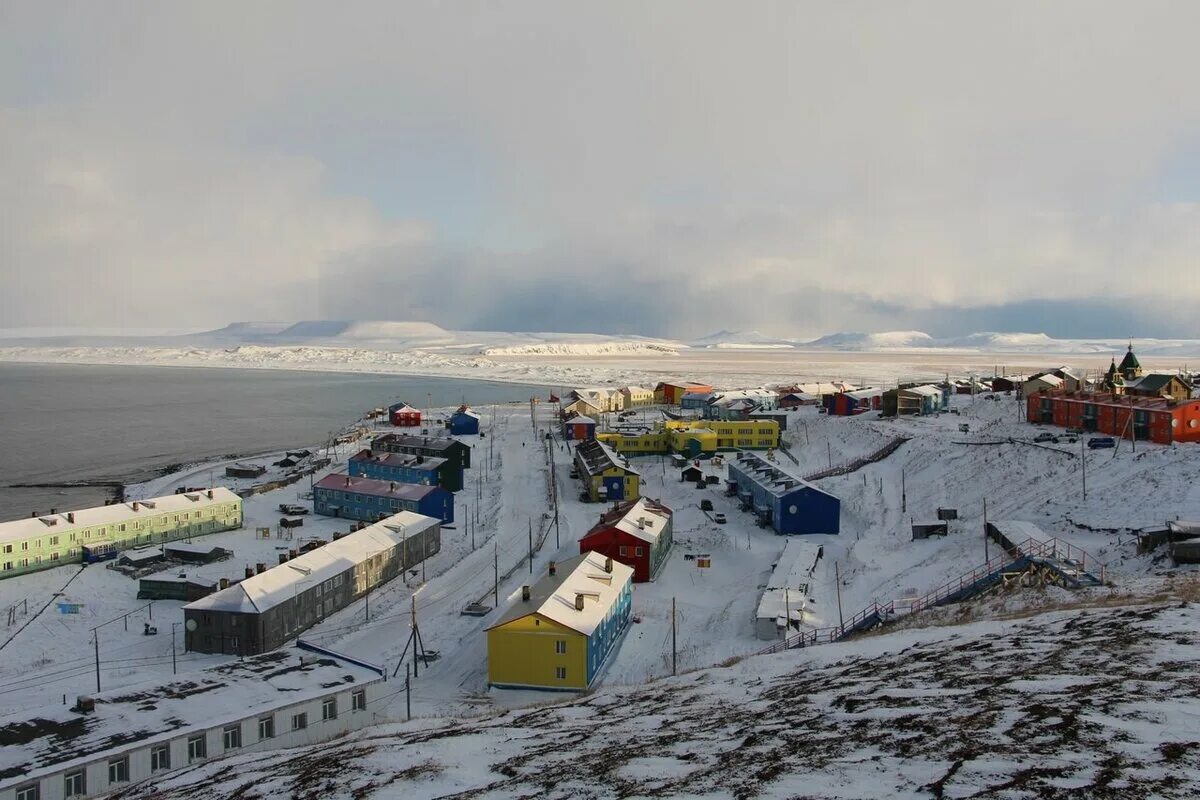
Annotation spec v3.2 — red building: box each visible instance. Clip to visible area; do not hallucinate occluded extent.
[655,381,713,405]
[578,497,673,582]
[1026,391,1200,444]
[830,389,882,416]
[389,403,422,427]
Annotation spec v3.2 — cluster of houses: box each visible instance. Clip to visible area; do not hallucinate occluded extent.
[1024,346,1200,444]
[385,401,481,436]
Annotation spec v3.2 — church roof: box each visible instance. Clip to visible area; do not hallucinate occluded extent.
[1119,345,1141,372]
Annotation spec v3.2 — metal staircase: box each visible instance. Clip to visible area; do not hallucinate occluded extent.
[758,537,1105,656]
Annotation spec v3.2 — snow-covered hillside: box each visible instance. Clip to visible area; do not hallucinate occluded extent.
[117,597,1200,799]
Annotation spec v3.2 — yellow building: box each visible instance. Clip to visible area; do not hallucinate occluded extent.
[619,386,655,407]
[487,552,634,690]
[597,420,780,457]
[596,429,670,455]
[574,439,641,502]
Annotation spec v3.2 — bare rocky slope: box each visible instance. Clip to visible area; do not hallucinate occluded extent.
[115,593,1200,800]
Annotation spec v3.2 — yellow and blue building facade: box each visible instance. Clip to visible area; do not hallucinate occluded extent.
[574,439,641,502]
[487,552,634,691]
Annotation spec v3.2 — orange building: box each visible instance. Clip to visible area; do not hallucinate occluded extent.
[1026,391,1200,444]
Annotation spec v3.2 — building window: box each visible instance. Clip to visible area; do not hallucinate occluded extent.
[64,771,86,797]
[187,734,207,762]
[258,715,275,739]
[108,756,129,784]
[292,712,308,730]
[555,640,567,654]
[223,724,242,750]
[151,744,170,771]
[322,697,338,720]
[618,545,627,556]
[555,666,567,680]
[15,784,39,800]
[635,547,644,557]
[352,689,366,711]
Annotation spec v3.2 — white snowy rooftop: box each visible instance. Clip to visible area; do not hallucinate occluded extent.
[489,551,633,636]
[903,384,945,398]
[756,538,825,625]
[0,649,381,792]
[608,498,672,545]
[729,452,837,500]
[184,511,439,614]
[989,519,1049,546]
[0,487,241,546]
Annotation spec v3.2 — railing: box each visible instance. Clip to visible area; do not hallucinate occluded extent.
[757,600,894,656]
[803,436,911,481]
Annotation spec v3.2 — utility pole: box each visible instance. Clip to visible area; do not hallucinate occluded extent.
[494,543,499,607]
[671,597,677,676]
[406,664,411,721]
[983,497,989,562]
[411,596,419,678]
[94,632,101,693]
[784,588,791,636]
[901,470,907,513]
[834,561,844,631]
[171,624,178,675]
[826,441,832,469]
[1081,437,1087,500]
[528,519,534,574]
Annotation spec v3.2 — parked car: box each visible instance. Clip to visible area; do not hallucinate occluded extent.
[713,513,727,524]
[278,504,310,515]
[1067,427,1086,435]
[1088,437,1116,449]
[1060,435,1078,443]
[700,499,714,511]
[1033,433,1056,443]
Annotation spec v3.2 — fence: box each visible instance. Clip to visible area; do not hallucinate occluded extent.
[803,436,911,481]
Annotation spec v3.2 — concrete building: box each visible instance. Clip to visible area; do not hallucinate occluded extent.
[369,433,470,490]
[313,474,453,524]
[0,649,385,800]
[184,512,440,656]
[618,386,655,407]
[726,452,841,535]
[347,448,454,490]
[577,497,673,582]
[487,552,633,691]
[0,489,242,580]
[1026,391,1200,444]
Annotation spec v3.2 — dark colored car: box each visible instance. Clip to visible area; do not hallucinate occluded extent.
[1087,437,1116,449]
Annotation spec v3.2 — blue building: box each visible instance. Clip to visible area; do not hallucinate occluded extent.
[680,391,714,410]
[449,405,481,435]
[726,452,840,535]
[348,448,461,491]
[314,473,454,524]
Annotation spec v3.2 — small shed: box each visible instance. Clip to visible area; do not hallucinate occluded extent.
[449,405,481,435]
[164,543,233,564]
[116,547,165,569]
[273,457,299,468]
[225,463,266,479]
[912,522,949,540]
[680,466,704,483]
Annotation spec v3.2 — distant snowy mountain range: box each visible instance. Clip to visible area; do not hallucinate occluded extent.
[3,320,1200,357]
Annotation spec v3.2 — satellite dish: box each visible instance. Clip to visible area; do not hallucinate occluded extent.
[185,619,198,632]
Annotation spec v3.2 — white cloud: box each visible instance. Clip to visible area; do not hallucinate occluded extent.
[2,1,1200,334]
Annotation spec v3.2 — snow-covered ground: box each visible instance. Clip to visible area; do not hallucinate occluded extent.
[5,390,1199,731]
[117,594,1200,799]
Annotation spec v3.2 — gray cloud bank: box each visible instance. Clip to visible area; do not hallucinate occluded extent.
[3,2,1200,338]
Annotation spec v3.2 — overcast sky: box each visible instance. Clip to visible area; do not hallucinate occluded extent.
[3,2,1200,339]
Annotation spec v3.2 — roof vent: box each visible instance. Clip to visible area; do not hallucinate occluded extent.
[67,512,75,523]
[575,593,585,610]
[521,585,531,601]
[604,556,613,574]
[548,561,556,576]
